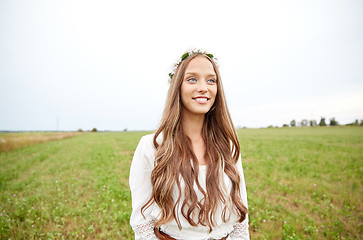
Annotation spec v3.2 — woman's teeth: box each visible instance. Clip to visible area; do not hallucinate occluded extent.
[195,98,208,102]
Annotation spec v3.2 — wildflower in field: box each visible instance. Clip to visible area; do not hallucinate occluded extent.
[263,219,266,223]
[13,194,16,197]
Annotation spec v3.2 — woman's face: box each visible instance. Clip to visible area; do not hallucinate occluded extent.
[180,56,217,117]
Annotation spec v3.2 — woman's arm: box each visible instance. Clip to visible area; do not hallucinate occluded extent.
[230,155,250,240]
[129,135,158,240]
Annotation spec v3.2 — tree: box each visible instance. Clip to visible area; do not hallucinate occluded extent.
[346,119,362,126]
[290,120,296,127]
[301,119,308,127]
[309,120,317,127]
[91,128,97,132]
[319,117,326,126]
[330,118,338,126]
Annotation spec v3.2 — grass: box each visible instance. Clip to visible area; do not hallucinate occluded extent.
[240,127,363,239]
[0,127,362,239]
[0,132,86,153]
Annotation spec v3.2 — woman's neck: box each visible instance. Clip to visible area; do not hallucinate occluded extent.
[181,111,205,141]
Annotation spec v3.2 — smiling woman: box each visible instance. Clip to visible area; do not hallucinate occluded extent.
[129,49,249,240]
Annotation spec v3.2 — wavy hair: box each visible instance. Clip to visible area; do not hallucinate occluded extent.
[142,53,248,231]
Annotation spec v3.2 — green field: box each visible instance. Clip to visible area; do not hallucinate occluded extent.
[0,127,362,239]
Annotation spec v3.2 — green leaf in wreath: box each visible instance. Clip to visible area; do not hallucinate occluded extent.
[181,53,189,61]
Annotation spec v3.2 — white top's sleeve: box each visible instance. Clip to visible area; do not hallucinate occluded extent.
[230,154,250,240]
[129,135,158,240]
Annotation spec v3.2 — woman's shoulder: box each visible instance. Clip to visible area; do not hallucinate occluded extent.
[138,132,163,150]
[140,133,155,143]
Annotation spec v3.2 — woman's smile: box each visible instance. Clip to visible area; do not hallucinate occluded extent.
[192,96,210,103]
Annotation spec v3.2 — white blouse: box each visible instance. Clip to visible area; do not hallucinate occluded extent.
[129,134,250,240]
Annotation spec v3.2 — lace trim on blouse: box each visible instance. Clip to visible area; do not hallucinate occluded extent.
[133,219,249,240]
[133,220,158,240]
[230,218,250,240]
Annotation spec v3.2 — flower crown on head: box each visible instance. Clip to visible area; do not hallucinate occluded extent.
[168,48,218,82]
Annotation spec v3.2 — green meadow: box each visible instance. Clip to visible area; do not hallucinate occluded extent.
[0,127,362,239]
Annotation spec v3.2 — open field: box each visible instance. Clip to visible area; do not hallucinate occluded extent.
[0,132,86,153]
[0,127,362,239]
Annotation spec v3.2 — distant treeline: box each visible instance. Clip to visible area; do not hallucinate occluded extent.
[282,118,363,128]
[78,128,99,132]
[77,128,128,132]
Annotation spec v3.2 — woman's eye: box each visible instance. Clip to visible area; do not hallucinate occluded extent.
[188,78,197,82]
[207,79,216,83]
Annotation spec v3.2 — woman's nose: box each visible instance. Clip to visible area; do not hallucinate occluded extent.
[197,81,208,93]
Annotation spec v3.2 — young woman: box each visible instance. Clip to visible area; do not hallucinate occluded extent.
[129,49,249,240]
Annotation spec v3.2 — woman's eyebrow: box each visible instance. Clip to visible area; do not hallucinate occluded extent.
[185,72,216,77]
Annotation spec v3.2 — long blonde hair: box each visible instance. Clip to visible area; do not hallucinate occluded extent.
[142,53,247,231]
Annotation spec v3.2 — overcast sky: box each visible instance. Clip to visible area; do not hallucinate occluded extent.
[1,0,362,131]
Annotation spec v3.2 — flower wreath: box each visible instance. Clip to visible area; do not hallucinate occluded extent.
[168,49,218,82]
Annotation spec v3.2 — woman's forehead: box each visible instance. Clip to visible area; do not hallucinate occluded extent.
[185,56,215,74]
